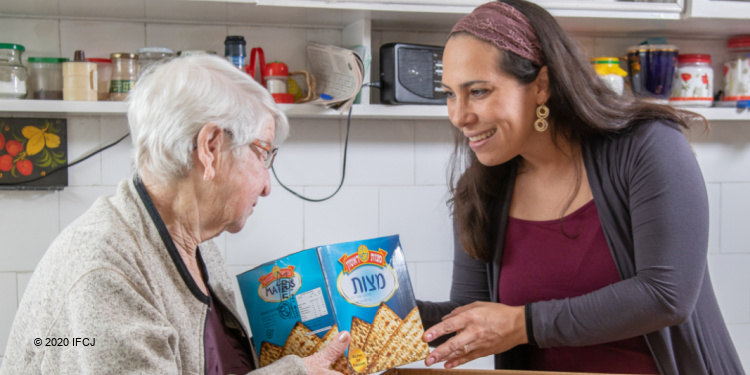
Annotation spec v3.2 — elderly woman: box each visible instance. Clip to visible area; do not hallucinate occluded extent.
[1,55,350,375]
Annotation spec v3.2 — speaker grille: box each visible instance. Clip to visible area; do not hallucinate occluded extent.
[398,48,434,98]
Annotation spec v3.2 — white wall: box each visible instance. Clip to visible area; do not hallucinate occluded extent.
[0,13,748,372]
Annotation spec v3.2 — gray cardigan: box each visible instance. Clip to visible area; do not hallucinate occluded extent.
[0,178,306,375]
[419,121,745,375]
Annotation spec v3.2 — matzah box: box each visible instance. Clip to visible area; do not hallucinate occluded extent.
[237,235,429,374]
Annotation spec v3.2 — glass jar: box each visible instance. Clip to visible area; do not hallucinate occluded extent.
[136,47,174,76]
[0,43,28,99]
[109,53,138,101]
[723,35,750,105]
[590,57,627,95]
[27,57,68,100]
[670,54,713,107]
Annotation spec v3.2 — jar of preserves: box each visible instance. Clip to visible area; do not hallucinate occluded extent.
[0,43,28,99]
[27,57,68,100]
[136,47,174,76]
[590,57,627,95]
[670,54,713,107]
[723,35,750,105]
[109,53,138,101]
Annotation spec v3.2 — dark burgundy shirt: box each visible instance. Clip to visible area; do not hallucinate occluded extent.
[204,290,256,375]
[500,200,659,374]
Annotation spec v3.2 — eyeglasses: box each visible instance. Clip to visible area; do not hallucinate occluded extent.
[249,139,278,169]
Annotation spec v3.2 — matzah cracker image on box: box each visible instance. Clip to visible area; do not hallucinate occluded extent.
[317,235,429,374]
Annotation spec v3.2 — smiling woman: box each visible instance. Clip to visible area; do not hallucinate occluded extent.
[0,55,352,375]
[416,1,745,374]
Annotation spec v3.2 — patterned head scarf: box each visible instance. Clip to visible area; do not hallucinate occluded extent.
[451,1,544,66]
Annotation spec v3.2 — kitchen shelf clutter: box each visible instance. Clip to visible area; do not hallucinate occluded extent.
[0,99,747,122]
[0,0,749,121]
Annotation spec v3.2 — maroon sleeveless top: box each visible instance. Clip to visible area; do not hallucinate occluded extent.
[500,200,660,374]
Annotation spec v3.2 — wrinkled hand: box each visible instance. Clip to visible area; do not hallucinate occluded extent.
[302,331,351,375]
[422,302,527,369]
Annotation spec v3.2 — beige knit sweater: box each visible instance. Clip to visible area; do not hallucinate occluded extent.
[0,178,306,375]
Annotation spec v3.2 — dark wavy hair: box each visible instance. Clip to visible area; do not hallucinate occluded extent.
[448,0,705,262]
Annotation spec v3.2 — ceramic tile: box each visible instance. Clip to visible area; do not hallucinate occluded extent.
[719,183,750,253]
[16,272,33,304]
[59,186,115,230]
[415,121,454,186]
[571,35,596,58]
[225,187,304,266]
[691,125,750,182]
[0,0,59,17]
[727,324,750,371]
[60,0,145,19]
[60,20,145,60]
[145,23,228,56]
[146,0,227,23]
[707,254,750,324]
[272,119,343,187]
[414,262,453,302]
[0,18,61,60]
[706,183,720,254]
[345,119,415,186]
[0,273,18,356]
[379,186,452,262]
[100,117,134,186]
[303,186,379,248]
[228,25,308,73]
[0,191,59,272]
[227,3,344,28]
[66,116,102,186]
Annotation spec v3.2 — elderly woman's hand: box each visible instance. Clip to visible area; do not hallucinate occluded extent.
[302,331,351,374]
[422,302,527,369]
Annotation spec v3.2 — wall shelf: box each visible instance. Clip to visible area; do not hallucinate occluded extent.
[0,100,746,122]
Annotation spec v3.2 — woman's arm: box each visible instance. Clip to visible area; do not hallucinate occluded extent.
[532,122,709,347]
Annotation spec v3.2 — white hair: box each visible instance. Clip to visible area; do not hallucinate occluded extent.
[127,54,289,185]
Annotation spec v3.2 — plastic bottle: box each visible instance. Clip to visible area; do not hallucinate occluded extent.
[224,36,247,70]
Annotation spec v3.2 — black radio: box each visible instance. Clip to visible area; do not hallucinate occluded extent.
[379,43,446,105]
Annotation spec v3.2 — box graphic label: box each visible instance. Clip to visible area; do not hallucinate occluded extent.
[258,265,301,302]
[337,245,399,307]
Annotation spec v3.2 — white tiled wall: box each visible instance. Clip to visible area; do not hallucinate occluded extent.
[0,10,748,372]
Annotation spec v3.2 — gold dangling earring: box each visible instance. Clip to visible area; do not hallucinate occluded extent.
[534,104,549,132]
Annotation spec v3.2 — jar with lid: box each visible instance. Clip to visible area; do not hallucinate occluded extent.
[27,57,68,100]
[0,43,28,99]
[723,35,750,105]
[263,60,295,103]
[590,57,627,95]
[109,53,138,101]
[136,47,174,76]
[670,54,713,107]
